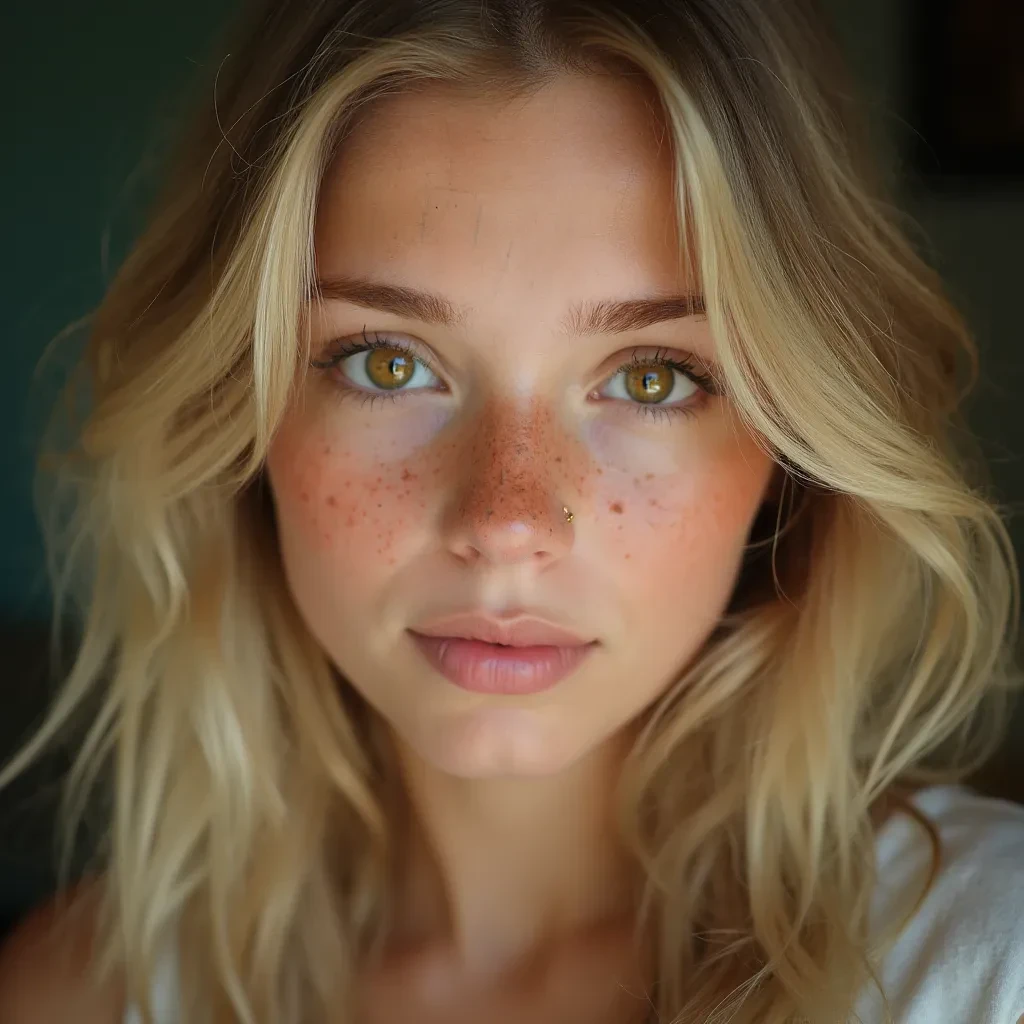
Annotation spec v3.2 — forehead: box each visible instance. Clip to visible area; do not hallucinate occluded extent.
[312,75,695,317]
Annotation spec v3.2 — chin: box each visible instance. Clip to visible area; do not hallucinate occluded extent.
[411,707,589,778]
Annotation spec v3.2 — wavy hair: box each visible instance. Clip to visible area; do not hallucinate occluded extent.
[3,0,1021,1022]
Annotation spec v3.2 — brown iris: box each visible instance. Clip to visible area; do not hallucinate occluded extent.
[624,364,673,403]
[365,347,415,390]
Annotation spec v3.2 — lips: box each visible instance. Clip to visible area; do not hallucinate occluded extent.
[411,613,593,648]
[408,613,597,695]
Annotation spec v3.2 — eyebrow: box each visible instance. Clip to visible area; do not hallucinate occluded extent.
[311,274,707,337]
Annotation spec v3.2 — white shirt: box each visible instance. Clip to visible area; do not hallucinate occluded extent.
[854,782,1024,1023]
[127,783,1024,1024]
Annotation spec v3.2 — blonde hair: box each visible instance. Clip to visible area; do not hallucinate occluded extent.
[3,0,1021,1022]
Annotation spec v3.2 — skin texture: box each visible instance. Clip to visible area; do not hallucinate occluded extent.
[263,72,778,1016]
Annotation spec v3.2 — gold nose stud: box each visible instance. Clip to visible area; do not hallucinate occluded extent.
[562,506,574,523]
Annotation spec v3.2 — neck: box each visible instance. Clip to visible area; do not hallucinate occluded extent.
[386,725,641,979]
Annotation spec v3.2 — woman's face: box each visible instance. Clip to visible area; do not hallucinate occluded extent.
[266,74,776,777]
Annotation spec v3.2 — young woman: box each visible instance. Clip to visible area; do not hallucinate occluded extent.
[1,0,1023,1021]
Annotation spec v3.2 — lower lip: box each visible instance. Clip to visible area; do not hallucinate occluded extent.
[409,633,595,695]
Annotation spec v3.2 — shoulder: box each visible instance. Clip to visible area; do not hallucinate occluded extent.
[875,781,1024,875]
[0,879,123,1024]
[859,784,1024,1023]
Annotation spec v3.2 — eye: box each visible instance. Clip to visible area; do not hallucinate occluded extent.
[311,332,441,394]
[598,350,718,410]
[345,345,436,392]
[609,362,693,404]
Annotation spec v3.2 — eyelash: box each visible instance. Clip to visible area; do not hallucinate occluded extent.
[310,330,719,420]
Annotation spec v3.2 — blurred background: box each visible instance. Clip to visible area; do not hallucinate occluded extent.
[1,0,1022,939]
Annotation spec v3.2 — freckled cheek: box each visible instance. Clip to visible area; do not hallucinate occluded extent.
[267,401,451,566]
[268,446,432,569]
[589,457,767,579]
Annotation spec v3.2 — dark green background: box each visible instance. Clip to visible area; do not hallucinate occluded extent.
[2,0,241,619]
[0,0,241,935]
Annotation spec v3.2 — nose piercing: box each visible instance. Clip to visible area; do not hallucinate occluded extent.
[562,505,574,523]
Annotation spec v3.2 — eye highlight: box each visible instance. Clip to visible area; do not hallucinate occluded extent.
[311,329,442,396]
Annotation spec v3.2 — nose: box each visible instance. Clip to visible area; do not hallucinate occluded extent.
[442,399,576,568]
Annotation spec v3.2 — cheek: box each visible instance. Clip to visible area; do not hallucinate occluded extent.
[590,442,769,597]
[266,411,434,572]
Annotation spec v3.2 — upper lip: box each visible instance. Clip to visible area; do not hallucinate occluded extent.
[409,613,595,648]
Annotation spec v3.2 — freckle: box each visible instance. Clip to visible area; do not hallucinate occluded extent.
[645,473,654,480]
[401,468,416,481]
[625,553,631,560]
[300,491,310,503]
[648,498,657,507]
[327,495,337,507]
[322,445,331,456]
[610,501,624,514]
[596,468,604,476]
[377,503,382,509]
